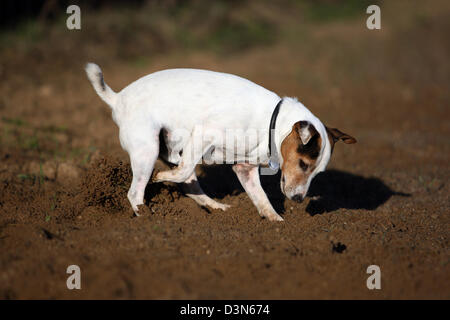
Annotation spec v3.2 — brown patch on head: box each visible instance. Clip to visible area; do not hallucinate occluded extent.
[295,121,321,160]
[280,121,322,192]
[326,126,357,153]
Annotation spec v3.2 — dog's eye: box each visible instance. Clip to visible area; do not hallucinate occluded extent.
[299,159,308,171]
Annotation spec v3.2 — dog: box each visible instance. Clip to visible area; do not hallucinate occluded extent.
[85,63,356,221]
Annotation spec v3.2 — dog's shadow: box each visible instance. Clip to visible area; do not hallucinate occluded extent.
[198,166,410,216]
[197,165,243,199]
[302,170,410,215]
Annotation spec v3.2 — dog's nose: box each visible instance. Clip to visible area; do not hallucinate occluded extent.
[292,194,304,203]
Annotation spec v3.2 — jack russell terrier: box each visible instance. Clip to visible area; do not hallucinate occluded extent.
[85,63,356,221]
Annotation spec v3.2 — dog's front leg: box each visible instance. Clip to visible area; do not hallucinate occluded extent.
[232,163,283,221]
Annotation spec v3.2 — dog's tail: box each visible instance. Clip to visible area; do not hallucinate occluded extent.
[85,63,118,108]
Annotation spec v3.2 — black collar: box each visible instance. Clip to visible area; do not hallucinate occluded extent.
[268,99,283,162]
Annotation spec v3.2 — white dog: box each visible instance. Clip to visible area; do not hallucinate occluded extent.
[86,63,356,221]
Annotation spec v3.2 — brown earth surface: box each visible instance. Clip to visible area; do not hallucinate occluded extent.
[0,1,449,299]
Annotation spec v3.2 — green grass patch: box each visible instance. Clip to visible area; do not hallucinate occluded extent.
[302,0,378,23]
[2,117,27,127]
[207,19,276,53]
[0,19,45,48]
[17,173,30,181]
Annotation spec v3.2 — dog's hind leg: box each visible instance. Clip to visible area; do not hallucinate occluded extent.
[154,128,212,184]
[127,142,159,216]
[182,172,230,211]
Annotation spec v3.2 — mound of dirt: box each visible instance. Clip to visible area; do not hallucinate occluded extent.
[80,155,132,212]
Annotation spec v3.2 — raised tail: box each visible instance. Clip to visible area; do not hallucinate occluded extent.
[85,63,118,108]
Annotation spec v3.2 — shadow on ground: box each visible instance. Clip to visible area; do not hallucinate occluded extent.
[195,166,410,216]
[198,164,243,199]
[305,170,410,216]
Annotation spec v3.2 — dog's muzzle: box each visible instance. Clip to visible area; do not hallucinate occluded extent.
[281,176,308,202]
[291,194,304,203]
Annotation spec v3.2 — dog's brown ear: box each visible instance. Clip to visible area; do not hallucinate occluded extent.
[293,121,318,145]
[326,127,357,144]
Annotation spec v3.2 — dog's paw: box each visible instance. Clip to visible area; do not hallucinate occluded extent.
[200,198,231,211]
[135,204,152,216]
[154,171,169,182]
[154,169,188,183]
[211,202,231,211]
[268,214,284,222]
[261,211,284,222]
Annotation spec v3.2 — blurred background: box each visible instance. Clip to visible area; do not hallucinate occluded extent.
[1,0,448,156]
[0,0,449,299]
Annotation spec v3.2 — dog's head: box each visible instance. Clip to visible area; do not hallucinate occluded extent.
[280,120,356,201]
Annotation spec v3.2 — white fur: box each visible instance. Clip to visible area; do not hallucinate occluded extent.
[85,64,331,221]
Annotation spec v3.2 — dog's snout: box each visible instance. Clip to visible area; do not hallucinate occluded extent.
[292,194,304,203]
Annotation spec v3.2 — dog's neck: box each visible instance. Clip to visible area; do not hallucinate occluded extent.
[272,97,331,173]
[267,99,284,170]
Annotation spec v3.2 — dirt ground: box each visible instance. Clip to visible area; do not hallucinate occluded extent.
[0,1,449,299]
